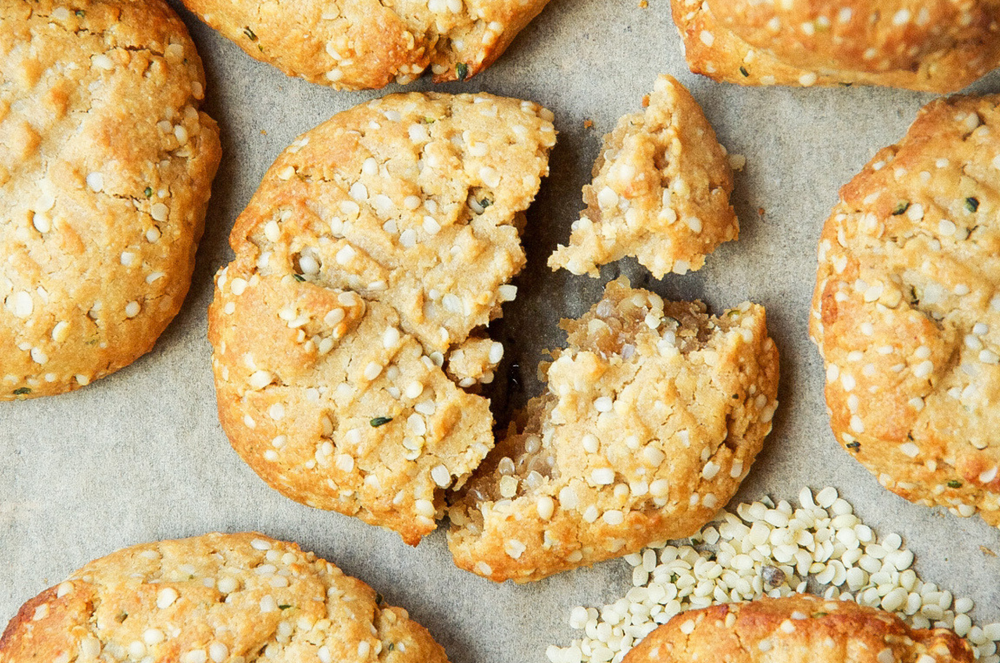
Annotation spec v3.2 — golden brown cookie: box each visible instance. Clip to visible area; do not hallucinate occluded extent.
[0,532,450,663]
[447,277,779,583]
[622,594,972,663]
[670,0,1000,92]
[179,0,552,90]
[208,91,556,545]
[810,95,1000,527]
[549,75,737,280]
[0,0,221,400]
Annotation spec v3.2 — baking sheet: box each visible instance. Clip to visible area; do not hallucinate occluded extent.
[3,1,1000,660]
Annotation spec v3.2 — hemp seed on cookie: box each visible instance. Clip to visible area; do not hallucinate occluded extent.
[180,0,552,90]
[0,532,450,663]
[0,0,221,400]
[209,91,556,545]
[811,94,1000,527]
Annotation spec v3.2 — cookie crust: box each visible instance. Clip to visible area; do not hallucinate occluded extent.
[0,532,449,663]
[622,594,972,663]
[448,277,779,583]
[208,92,555,545]
[810,94,1000,527]
[0,0,221,399]
[180,0,552,90]
[670,0,1000,92]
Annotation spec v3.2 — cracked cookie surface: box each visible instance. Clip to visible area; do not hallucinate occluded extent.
[208,91,555,545]
[0,0,221,400]
[810,95,1000,528]
[622,594,972,663]
[549,75,737,280]
[670,0,1000,92]
[447,277,779,583]
[180,0,552,90]
[0,532,449,663]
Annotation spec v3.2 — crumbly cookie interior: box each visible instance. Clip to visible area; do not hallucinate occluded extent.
[448,277,779,581]
[549,75,737,279]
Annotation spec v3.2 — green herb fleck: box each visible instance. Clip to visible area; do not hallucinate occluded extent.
[948,480,963,489]
[370,416,393,428]
[376,592,385,605]
[479,198,492,210]
[144,187,153,198]
[739,66,749,78]
[846,441,861,451]
[292,274,306,282]
[669,573,679,583]
[13,387,31,395]
[75,9,85,17]
[422,116,436,124]
[278,604,292,610]
[966,197,980,213]
[456,62,469,81]
[892,201,910,215]
[243,26,258,41]
[813,612,828,618]
[387,644,395,652]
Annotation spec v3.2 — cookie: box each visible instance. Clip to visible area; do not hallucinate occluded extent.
[622,594,972,663]
[447,276,779,583]
[179,0,551,90]
[810,95,1000,526]
[208,92,556,545]
[670,0,1000,92]
[549,75,738,279]
[0,0,221,400]
[0,532,449,663]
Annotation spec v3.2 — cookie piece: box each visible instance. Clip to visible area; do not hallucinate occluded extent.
[0,532,449,663]
[549,75,737,279]
[811,95,1000,527]
[208,92,556,545]
[0,0,221,400]
[622,594,972,663]
[180,0,551,90]
[447,277,779,583]
[670,0,1000,92]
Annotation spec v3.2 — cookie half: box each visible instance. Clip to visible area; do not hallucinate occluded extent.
[549,75,737,279]
[0,532,449,663]
[208,92,556,545]
[448,277,779,583]
[622,594,972,663]
[180,0,551,90]
[670,0,1000,92]
[810,95,1000,527]
[0,0,221,400]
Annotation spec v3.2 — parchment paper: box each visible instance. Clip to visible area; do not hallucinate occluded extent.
[3,2,1000,661]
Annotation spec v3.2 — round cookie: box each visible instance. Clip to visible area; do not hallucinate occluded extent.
[622,594,972,663]
[549,75,738,280]
[810,95,1000,526]
[0,532,450,663]
[208,92,556,545]
[448,277,779,583]
[0,0,221,400]
[179,0,552,90]
[670,0,1000,92]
